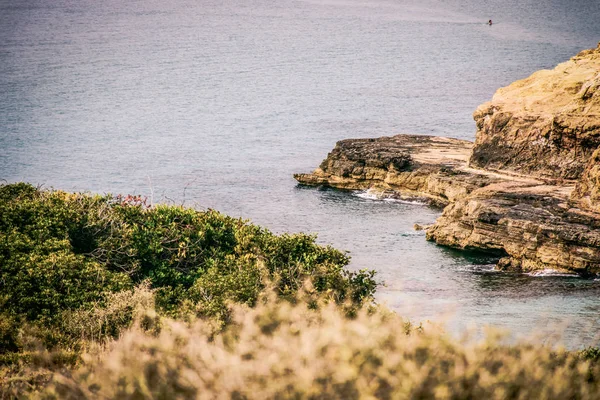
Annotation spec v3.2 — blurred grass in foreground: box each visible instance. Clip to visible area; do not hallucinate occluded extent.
[39,288,600,399]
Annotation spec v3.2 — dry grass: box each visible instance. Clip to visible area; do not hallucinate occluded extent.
[39,290,599,400]
[59,282,156,345]
[0,284,157,399]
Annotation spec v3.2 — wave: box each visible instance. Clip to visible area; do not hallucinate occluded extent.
[354,189,428,205]
[455,264,497,273]
[399,231,425,237]
[526,269,579,278]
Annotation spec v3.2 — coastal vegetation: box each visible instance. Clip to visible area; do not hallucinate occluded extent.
[1,183,599,399]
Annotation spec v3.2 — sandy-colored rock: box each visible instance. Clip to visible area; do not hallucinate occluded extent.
[295,133,600,275]
[470,43,600,180]
[295,135,491,206]
[294,45,600,276]
[426,181,600,276]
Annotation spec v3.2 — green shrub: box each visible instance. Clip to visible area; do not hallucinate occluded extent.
[580,346,600,363]
[0,183,377,354]
[0,313,21,355]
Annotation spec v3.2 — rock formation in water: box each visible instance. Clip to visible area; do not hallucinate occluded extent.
[294,135,485,206]
[294,43,600,276]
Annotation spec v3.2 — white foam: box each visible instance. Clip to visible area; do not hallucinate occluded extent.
[383,198,428,205]
[456,264,497,273]
[526,269,578,278]
[400,231,424,237]
[354,190,427,205]
[354,189,381,200]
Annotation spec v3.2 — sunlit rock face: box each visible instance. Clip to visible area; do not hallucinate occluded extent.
[470,43,600,180]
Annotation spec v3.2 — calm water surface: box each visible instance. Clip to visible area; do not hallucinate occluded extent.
[1,0,599,346]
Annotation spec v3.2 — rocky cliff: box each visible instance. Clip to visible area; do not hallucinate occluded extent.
[295,133,600,276]
[294,45,600,276]
[427,182,600,276]
[470,44,600,180]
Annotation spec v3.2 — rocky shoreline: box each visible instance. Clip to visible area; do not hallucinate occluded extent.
[295,43,600,276]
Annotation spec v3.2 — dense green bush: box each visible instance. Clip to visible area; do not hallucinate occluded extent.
[0,183,376,355]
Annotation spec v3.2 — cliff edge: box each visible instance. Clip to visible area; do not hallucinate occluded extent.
[294,44,600,276]
[470,44,600,180]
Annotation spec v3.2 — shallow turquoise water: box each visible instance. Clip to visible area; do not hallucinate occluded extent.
[1,0,599,346]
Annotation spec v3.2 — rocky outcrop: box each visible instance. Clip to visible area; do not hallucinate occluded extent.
[427,182,600,276]
[295,135,495,206]
[295,134,600,276]
[470,43,600,180]
[294,45,600,276]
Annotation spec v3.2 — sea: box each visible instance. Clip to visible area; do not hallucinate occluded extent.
[1,0,599,347]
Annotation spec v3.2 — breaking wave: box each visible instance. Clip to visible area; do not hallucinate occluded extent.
[354,189,428,205]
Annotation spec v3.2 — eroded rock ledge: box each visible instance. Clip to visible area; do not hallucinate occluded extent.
[295,135,487,206]
[294,44,600,276]
[295,134,600,276]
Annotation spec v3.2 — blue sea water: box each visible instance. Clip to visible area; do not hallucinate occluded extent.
[1,0,599,346]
